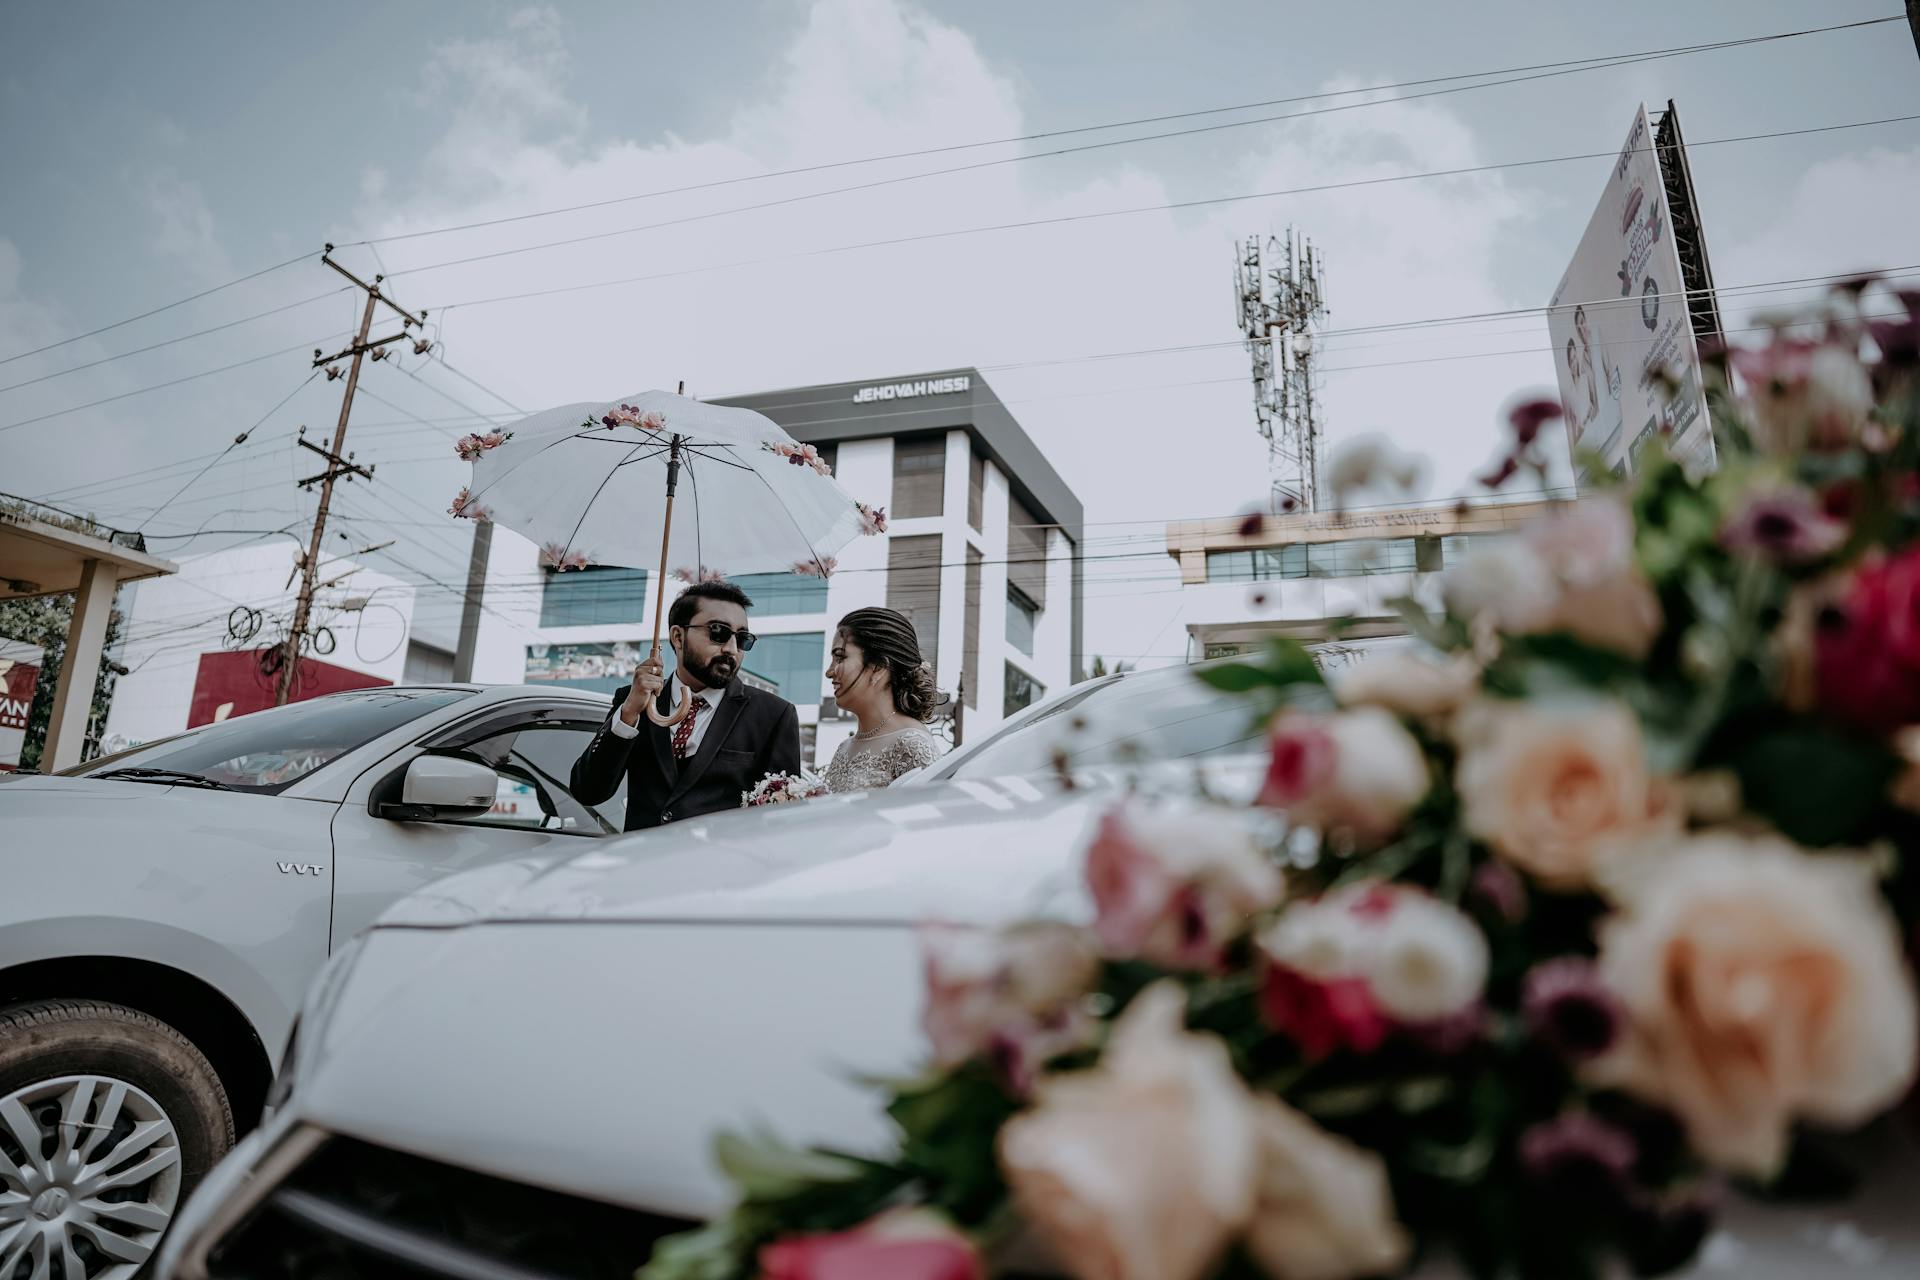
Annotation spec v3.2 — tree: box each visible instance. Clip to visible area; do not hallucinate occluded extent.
[1088,656,1134,678]
[0,594,122,770]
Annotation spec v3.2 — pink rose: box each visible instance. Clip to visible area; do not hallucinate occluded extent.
[1815,547,1920,732]
[1083,803,1283,970]
[1259,963,1386,1061]
[1258,708,1431,848]
[759,1209,982,1280]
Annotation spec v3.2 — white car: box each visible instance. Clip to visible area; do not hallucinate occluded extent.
[157,661,1920,1279]
[0,683,632,1274]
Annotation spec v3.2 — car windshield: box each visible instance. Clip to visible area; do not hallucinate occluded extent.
[935,664,1264,780]
[67,688,474,794]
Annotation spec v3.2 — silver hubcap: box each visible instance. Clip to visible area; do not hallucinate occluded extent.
[0,1075,181,1279]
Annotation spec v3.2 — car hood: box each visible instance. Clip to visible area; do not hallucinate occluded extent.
[0,773,179,802]
[376,762,1261,932]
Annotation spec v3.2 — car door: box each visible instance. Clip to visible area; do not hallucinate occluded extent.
[327,704,627,945]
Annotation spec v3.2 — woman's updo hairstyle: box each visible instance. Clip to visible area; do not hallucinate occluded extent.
[836,606,940,722]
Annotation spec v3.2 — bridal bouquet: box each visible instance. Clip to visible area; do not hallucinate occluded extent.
[645,281,1920,1280]
[743,770,832,808]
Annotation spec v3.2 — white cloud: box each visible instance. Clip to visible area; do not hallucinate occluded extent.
[329,0,1558,662]
[1713,145,1920,330]
[140,170,236,283]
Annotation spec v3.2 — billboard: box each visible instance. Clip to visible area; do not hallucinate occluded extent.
[187,650,390,728]
[1548,105,1714,484]
[1,639,44,771]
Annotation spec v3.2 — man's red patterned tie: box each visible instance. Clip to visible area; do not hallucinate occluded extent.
[670,698,704,759]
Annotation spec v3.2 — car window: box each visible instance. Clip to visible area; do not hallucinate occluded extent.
[446,723,622,836]
[69,688,474,794]
[936,666,1264,780]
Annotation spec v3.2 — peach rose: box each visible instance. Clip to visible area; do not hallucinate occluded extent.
[1525,499,1663,659]
[1590,833,1919,1177]
[1329,649,1480,720]
[1244,1097,1411,1280]
[1260,708,1432,848]
[920,922,1099,1090]
[1454,698,1678,891]
[997,983,1259,1280]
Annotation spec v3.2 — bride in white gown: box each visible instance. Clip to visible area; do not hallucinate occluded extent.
[820,607,943,792]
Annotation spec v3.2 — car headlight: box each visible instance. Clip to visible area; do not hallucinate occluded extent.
[262,934,369,1122]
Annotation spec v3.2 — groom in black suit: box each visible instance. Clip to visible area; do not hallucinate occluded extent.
[570,581,801,831]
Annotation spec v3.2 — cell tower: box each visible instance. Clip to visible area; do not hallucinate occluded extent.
[1234,229,1328,513]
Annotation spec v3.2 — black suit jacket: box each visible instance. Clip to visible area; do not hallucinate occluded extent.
[570,679,803,831]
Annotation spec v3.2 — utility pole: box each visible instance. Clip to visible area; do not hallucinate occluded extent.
[275,246,429,704]
[1234,229,1328,513]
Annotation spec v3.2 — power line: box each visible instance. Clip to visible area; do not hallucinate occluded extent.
[0,339,329,435]
[0,289,349,395]
[141,371,319,529]
[341,15,1902,255]
[392,23,1909,279]
[428,115,1920,313]
[0,252,313,369]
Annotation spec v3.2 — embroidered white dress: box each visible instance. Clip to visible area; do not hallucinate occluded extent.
[822,725,942,793]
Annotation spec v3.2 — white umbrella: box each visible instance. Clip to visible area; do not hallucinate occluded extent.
[449,388,886,725]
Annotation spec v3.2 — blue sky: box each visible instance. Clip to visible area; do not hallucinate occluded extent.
[3,0,1917,659]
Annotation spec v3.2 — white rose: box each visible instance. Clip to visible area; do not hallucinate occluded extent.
[1440,538,1559,635]
[1331,650,1479,720]
[1590,833,1920,1177]
[1363,891,1490,1022]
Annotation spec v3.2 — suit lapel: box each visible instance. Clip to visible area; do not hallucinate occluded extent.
[671,683,747,800]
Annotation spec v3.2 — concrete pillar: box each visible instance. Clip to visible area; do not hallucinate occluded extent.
[44,558,118,770]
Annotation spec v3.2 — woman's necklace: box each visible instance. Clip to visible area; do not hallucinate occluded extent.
[853,717,905,741]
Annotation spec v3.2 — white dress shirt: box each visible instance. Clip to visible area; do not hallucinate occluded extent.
[608,674,718,754]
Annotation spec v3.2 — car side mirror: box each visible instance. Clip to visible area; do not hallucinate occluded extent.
[374,755,498,821]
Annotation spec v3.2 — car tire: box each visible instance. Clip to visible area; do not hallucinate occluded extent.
[0,1000,235,1274]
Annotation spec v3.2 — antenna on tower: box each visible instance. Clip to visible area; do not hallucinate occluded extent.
[1235,229,1328,513]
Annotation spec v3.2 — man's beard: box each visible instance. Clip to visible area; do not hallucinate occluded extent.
[683,651,736,688]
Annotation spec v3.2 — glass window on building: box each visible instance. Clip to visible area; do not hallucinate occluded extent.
[1205,539,1427,583]
[742,632,825,706]
[1007,495,1048,609]
[968,450,986,531]
[1004,662,1044,718]
[893,435,946,518]
[963,546,982,708]
[1005,585,1038,657]
[540,565,649,627]
[887,534,942,667]
[728,571,829,617]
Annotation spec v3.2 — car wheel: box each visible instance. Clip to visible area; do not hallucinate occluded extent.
[0,1000,234,1277]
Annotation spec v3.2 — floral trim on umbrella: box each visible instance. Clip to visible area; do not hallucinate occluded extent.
[454,430,512,462]
[856,502,888,536]
[672,566,732,585]
[600,404,667,432]
[448,487,490,521]
[793,557,836,578]
[764,440,833,476]
[539,542,593,572]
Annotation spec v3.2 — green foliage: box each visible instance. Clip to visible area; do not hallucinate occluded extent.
[0,593,123,770]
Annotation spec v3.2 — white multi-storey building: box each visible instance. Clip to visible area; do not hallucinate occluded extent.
[466,368,1082,765]
[1161,498,1559,665]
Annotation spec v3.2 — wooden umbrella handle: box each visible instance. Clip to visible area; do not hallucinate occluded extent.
[646,647,691,728]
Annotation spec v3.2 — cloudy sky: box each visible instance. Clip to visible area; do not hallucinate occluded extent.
[3,0,1917,665]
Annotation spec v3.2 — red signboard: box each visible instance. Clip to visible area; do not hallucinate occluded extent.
[1,642,43,771]
[187,650,391,727]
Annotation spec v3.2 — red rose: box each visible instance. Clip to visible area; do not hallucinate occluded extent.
[759,1212,982,1280]
[1816,548,1920,731]
[1257,718,1337,809]
[1259,962,1387,1061]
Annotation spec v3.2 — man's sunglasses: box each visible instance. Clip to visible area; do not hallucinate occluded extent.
[686,620,757,651]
